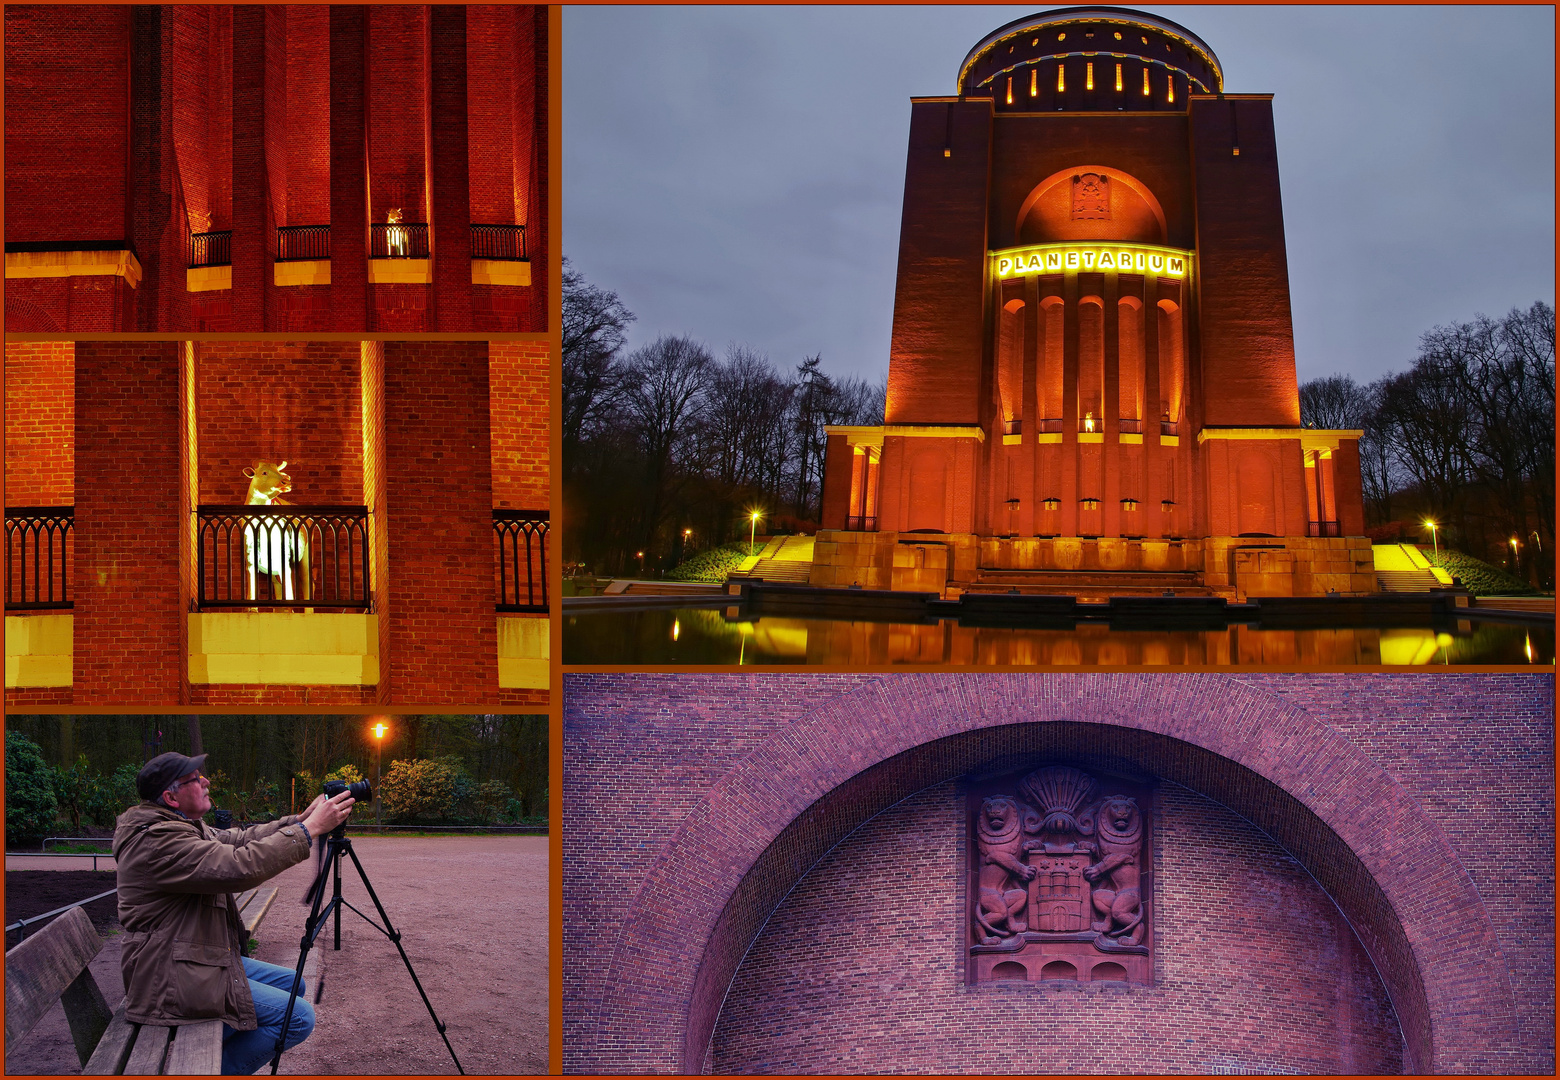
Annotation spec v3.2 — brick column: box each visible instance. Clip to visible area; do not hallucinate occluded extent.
[231,7,273,329]
[384,341,496,703]
[329,6,368,330]
[74,342,185,704]
[429,6,474,329]
[129,7,189,332]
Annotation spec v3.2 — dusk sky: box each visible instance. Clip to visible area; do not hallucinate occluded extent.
[562,5,1555,388]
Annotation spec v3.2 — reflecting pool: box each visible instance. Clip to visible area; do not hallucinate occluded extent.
[564,605,1554,667]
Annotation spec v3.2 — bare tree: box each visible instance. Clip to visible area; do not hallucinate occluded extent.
[562,259,635,474]
[1298,374,1371,429]
[620,336,715,552]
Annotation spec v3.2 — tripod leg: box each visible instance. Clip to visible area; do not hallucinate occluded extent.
[270,840,337,1075]
[333,840,343,951]
[342,842,466,1075]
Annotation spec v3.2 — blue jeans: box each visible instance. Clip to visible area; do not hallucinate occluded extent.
[221,958,316,1075]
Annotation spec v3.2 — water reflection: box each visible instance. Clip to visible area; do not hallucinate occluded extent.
[564,607,1555,667]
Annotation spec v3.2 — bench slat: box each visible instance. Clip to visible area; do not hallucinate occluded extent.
[162,1021,224,1075]
[81,1006,136,1075]
[243,888,280,935]
[123,1024,172,1075]
[4,907,104,1050]
[233,888,258,915]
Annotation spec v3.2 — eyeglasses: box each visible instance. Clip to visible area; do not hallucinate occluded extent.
[170,773,209,791]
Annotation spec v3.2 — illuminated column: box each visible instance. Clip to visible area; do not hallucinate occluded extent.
[1021,275,1041,537]
[328,6,369,330]
[1060,277,1080,537]
[231,6,278,330]
[430,6,475,330]
[1102,270,1121,537]
[1143,274,1164,538]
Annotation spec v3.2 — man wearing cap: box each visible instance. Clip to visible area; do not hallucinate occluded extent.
[113,752,356,1075]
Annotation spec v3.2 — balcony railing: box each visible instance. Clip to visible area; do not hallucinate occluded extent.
[1003,419,1021,436]
[1160,420,1180,437]
[1307,520,1341,538]
[189,231,232,268]
[845,515,878,532]
[1118,417,1144,434]
[1035,418,1064,434]
[197,506,370,609]
[370,222,429,259]
[471,223,527,261]
[5,507,73,610]
[277,225,330,262]
[494,510,548,612]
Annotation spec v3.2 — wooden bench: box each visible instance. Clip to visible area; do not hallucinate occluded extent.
[5,886,283,1075]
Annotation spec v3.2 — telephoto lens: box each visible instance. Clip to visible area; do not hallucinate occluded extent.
[323,778,373,802]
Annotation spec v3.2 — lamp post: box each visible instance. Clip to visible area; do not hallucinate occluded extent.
[1509,536,1519,570]
[1423,519,1439,562]
[749,510,761,554]
[372,721,386,826]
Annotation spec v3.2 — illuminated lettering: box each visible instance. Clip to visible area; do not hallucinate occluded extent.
[1148,254,1164,272]
[1065,251,1079,269]
[1098,251,1115,269]
[1046,252,1061,270]
[1167,256,1184,275]
[1026,254,1042,270]
[992,245,1191,279]
[1136,252,1145,270]
[998,258,1012,274]
[1081,251,1095,268]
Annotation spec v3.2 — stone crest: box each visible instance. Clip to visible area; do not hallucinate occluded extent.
[968,765,1152,985]
[1071,172,1111,219]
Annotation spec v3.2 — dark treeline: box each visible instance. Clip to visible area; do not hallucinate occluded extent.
[564,260,886,575]
[7,715,549,818]
[1299,302,1554,587]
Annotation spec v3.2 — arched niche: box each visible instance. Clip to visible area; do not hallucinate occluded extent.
[581,674,1520,1075]
[1016,166,1167,245]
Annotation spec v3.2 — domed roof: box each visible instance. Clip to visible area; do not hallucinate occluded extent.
[958,6,1222,106]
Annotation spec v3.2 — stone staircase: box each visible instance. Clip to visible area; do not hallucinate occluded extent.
[728,534,816,583]
[1374,568,1444,593]
[967,569,1212,600]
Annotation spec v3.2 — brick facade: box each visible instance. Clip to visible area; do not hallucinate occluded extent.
[4,341,75,504]
[562,672,1554,1074]
[4,4,546,333]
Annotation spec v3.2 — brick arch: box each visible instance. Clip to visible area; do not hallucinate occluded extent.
[584,673,1517,1074]
[5,295,64,333]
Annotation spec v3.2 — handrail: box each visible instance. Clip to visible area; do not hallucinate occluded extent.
[370,221,429,259]
[471,223,527,261]
[189,230,232,268]
[5,888,119,939]
[277,224,330,261]
[196,505,371,609]
[494,509,549,612]
[5,506,73,610]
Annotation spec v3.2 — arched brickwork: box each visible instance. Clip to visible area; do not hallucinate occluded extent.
[578,674,1519,1073]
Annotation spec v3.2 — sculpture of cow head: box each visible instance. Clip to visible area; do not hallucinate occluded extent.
[243,460,293,505]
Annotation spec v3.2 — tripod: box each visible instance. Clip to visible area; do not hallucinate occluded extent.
[269,826,464,1074]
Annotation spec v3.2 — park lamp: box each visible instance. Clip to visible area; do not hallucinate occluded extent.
[370,720,387,825]
[1423,519,1439,561]
[748,509,763,552]
[1509,537,1520,563]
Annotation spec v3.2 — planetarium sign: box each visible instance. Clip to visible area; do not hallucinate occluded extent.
[993,242,1191,279]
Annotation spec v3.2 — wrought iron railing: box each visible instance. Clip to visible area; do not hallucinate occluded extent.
[494,510,549,612]
[5,507,73,610]
[1118,417,1144,434]
[471,223,527,261]
[277,224,330,261]
[1307,520,1341,538]
[370,222,429,259]
[196,506,370,608]
[845,515,878,532]
[1036,418,1064,434]
[1003,419,1021,436]
[1160,420,1180,437]
[189,230,232,268]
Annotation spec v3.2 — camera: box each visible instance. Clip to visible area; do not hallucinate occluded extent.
[323,778,373,802]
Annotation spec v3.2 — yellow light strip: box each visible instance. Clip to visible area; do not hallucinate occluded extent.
[992,242,1192,279]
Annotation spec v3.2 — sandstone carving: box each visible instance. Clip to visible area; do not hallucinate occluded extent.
[974,796,1036,944]
[969,766,1152,984]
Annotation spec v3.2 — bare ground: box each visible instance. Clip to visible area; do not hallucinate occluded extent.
[4,837,548,1075]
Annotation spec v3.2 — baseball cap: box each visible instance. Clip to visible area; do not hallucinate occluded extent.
[137,752,210,802]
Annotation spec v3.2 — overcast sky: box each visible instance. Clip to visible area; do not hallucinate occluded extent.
[562,5,1555,388]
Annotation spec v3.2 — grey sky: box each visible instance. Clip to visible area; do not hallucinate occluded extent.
[563,5,1555,388]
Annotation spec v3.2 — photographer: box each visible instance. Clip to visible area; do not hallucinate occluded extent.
[113,752,355,1075]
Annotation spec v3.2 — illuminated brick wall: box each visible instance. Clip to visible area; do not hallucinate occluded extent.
[489,342,550,511]
[384,340,498,703]
[4,342,75,505]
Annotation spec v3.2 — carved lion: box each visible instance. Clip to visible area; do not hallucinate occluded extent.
[1081,795,1144,946]
[974,796,1037,945]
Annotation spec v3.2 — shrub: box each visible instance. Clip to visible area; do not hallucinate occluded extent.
[379,758,459,822]
[668,542,751,583]
[6,733,59,846]
[1423,548,1542,597]
[53,755,103,833]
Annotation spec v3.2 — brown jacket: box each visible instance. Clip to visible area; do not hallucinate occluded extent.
[112,803,311,1028]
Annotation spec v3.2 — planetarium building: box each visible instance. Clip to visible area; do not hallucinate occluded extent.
[815,7,1372,600]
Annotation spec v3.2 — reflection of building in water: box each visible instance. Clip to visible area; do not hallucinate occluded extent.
[817,7,1370,599]
[4,5,545,333]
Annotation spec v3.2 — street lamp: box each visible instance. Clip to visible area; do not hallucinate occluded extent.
[371,721,387,826]
[1509,536,1520,569]
[1423,519,1439,562]
[749,510,762,553]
